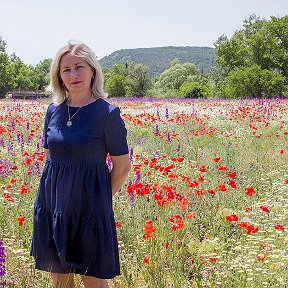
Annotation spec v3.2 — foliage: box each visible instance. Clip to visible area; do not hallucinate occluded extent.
[100,46,216,76]
[215,14,288,78]
[0,52,12,98]
[33,59,52,90]
[224,65,286,98]
[10,56,37,91]
[179,81,209,98]
[156,63,199,91]
[105,74,126,97]
[125,63,151,97]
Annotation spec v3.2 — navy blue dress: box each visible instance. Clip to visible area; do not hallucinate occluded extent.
[30,98,128,278]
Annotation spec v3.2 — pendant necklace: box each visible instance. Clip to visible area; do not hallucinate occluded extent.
[67,105,82,127]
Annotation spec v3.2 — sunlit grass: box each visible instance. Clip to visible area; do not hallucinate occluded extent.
[0,97,287,287]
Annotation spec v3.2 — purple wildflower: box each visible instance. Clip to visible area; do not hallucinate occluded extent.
[0,240,6,281]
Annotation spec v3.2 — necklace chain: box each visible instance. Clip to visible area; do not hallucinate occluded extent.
[66,105,82,127]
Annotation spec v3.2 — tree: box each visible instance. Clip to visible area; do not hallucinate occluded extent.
[224,65,286,98]
[0,38,6,52]
[33,58,52,90]
[214,15,288,78]
[0,51,12,97]
[179,81,209,98]
[105,74,126,97]
[125,63,151,97]
[10,56,37,91]
[156,63,198,91]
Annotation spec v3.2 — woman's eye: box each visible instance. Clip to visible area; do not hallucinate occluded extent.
[62,69,70,73]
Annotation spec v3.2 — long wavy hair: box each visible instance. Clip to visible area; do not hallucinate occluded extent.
[48,41,107,105]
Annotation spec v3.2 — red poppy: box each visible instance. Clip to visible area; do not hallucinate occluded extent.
[20,185,30,194]
[18,215,25,226]
[199,165,207,172]
[260,206,270,213]
[226,213,238,222]
[246,225,258,234]
[280,149,284,154]
[115,221,122,228]
[144,220,156,238]
[257,254,267,263]
[238,222,248,228]
[284,178,288,184]
[218,184,228,192]
[209,256,219,263]
[168,214,185,231]
[260,244,272,251]
[245,187,256,196]
[144,254,150,264]
[228,180,237,189]
[208,189,216,195]
[186,211,197,219]
[245,207,252,213]
[213,156,221,162]
[218,166,227,171]
[274,224,284,232]
[228,171,237,178]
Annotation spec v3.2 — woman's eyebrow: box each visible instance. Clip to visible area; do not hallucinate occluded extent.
[61,62,82,69]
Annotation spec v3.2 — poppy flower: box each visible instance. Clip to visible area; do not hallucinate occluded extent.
[218,166,227,171]
[144,220,156,238]
[284,178,288,184]
[260,206,270,213]
[245,207,252,213]
[245,187,256,196]
[213,156,221,162]
[199,165,207,172]
[257,254,267,263]
[226,213,238,222]
[209,256,219,263]
[17,215,25,226]
[228,180,237,189]
[115,221,122,228]
[260,244,273,251]
[228,171,237,178]
[208,189,216,195]
[246,225,258,234]
[238,222,248,228]
[218,184,228,192]
[144,254,150,264]
[274,224,284,232]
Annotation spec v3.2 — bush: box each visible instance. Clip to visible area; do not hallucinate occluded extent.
[105,74,126,97]
[224,65,286,98]
[179,81,209,98]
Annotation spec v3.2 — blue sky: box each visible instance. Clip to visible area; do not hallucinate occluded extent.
[1,0,287,66]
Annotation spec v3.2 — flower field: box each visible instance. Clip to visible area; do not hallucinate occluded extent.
[0,97,287,287]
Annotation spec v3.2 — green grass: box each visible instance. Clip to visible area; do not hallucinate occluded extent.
[0,97,287,287]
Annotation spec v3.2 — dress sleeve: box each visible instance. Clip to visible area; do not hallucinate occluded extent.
[104,106,129,156]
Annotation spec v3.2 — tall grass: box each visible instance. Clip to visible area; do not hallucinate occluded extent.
[0,97,287,287]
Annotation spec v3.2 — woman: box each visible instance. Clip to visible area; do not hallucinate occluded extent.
[30,41,131,288]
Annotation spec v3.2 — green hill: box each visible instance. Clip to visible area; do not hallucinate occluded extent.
[100,46,216,76]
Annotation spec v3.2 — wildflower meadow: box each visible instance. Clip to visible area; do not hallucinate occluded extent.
[0,97,287,287]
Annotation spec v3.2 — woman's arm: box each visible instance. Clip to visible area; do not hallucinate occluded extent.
[44,149,49,158]
[110,154,131,196]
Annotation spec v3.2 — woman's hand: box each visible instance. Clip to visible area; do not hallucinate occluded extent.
[110,154,131,196]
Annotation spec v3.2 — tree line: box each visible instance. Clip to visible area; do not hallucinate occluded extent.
[0,14,287,99]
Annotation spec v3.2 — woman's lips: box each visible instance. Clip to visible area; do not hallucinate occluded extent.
[71,81,81,85]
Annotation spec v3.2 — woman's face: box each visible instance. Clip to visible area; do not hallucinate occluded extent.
[59,52,94,95]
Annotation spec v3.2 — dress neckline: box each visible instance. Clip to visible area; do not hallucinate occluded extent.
[65,97,102,108]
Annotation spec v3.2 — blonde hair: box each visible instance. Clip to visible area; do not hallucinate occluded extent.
[48,41,108,105]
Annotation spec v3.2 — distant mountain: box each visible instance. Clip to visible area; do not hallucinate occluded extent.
[100,46,216,76]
